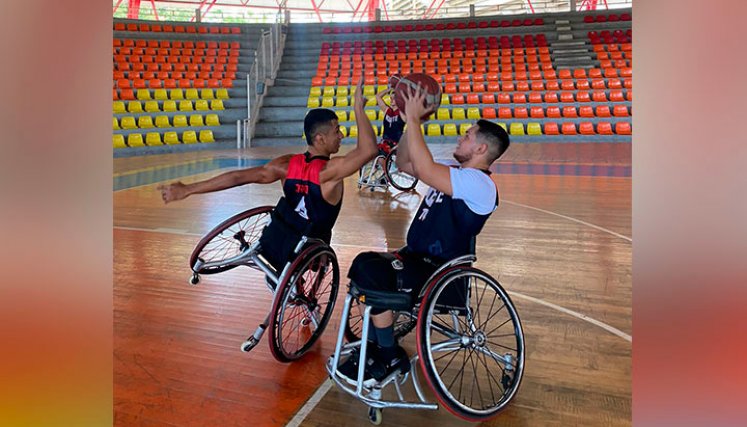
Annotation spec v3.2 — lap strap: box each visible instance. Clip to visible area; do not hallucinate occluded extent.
[349,280,413,311]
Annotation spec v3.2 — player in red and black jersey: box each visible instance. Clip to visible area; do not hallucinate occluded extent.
[158,81,378,270]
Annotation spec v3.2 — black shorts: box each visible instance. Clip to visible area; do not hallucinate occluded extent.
[258,218,302,272]
[347,250,439,298]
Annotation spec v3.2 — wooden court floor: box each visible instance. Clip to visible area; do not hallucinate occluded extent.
[114,142,631,426]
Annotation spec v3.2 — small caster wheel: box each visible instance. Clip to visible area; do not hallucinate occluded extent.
[368,407,382,425]
[189,274,200,285]
[241,336,260,353]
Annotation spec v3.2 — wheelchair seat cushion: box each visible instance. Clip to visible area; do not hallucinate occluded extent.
[347,250,438,304]
[349,281,413,311]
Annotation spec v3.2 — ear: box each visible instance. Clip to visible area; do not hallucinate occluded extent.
[475,141,489,155]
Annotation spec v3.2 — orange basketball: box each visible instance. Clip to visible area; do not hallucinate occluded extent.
[388,73,402,90]
[393,73,442,120]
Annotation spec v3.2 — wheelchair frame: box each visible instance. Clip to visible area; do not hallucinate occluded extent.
[189,206,340,362]
[357,146,418,193]
[326,254,525,423]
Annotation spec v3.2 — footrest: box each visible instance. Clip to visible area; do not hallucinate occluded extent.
[349,282,412,311]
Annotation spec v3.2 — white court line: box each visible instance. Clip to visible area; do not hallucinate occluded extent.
[502,199,632,243]
[509,291,632,342]
[285,379,333,427]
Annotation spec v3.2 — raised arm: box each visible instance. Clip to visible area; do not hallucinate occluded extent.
[158,154,291,203]
[400,87,453,195]
[375,88,391,114]
[319,79,378,184]
[394,130,415,176]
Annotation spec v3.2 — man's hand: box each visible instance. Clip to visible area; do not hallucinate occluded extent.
[157,182,189,204]
[400,85,437,123]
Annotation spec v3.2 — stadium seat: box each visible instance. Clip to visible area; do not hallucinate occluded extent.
[452,108,466,120]
[199,130,215,143]
[579,122,595,135]
[348,125,358,137]
[189,114,204,127]
[126,101,143,113]
[127,133,145,147]
[154,116,170,128]
[336,97,349,107]
[113,101,126,114]
[436,108,450,120]
[561,123,577,135]
[164,132,179,145]
[579,106,594,118]
[467,107,481,119]
[137,116,154,129]
[144,101,160,113]
[444,123,458,136]
[613,105,629,117]
[427,124,441,136]
[527,122,542,135]
[163,100,177,112]
[498,107,512,119]
[562,106,578,118]
[482,107,497,119]
[170,89,184,100]
[145,132,163,145]
[615,122,632,135]
[185,88,199,100]
[597,122,614,135]
[323,86,335,97]
[178,100,193,111]
[544,122,559,135]
[183,130,198,144]
[530,106,545,118]
[596,105,611,117]
[216,88,229,99]
[135,89,151,101]
[459,123,471,135]
[514,107,529,119]
[113,134,126,148]
[546,106,561,118]
[112,117,120,130]
[200,89,214,100]
[509,123,525,135]
[210,100,224,110]
[307,98,320,108]
[172,115,188,127]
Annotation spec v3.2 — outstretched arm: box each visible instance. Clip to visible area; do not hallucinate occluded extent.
[400,87,453,195]
[375,88,391,114]
[320,79,378,184]
[157,155,291,203]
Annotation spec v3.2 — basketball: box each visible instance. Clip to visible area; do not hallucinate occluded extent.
[393,73,442,120]
[388,73,402,91]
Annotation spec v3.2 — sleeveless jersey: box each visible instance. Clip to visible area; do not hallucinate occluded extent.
[274,152,341,243]
[382,107,405,143]
[406,169,499,262]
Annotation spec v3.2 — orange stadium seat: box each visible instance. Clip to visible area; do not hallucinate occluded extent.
[613,105,629,117]
[597,122,614,135]
[530,106,545,118]
[579,106,594,118]
[596,105,612,117]
[615,122,632,134]
[561,122,577,135]
[562,106,577,118]
[579,122,595,135]
[482,107,497,119]
[544,92,559,103]
[544,122,560,135]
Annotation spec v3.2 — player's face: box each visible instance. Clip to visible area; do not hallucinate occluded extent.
[320,120,343,153]
[453,125,479,163]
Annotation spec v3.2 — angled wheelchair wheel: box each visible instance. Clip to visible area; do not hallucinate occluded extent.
[189,206,273,275]
[385,149,418,192]
[344,297,417,343]
[416,267,525,421]
[269,244,340,362]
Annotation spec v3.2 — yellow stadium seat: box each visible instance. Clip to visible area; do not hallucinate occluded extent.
[323,86,335,97]
[377,85,387,93]
[349,125,358,137]
[365,110,377,121]
[189,114,204,127]
[183,130,198,144]
[321,97,334,108]
[335,110,347,122]
[366,97,376,106]
[179,100,193,111]
[144,101,160,112]
[382,94,391,104]
[205,114,220,126]
[337,87,349,97]
[215,88,229,99]
[452,108,466,120]
[195,100,209,111]
[337,97,349,107]
[509,123,525,135]
[440,94,450,105]
[427,123,441,136]
[363,86,376,96]
[113,101,126,113]
[113,134,126,148]
[200,89,214,100]
[120,116,137,129]
[170,89,184,100]
[127,101,143,113]
[136,89,151,100]
[155,115,170,128]
[444,123,458,136]
[210,100,224,110]
[527,122,542,135]
[154,89,169,100]
[437,108,450,120]
[163,131,179,145]
[199,130,215,143]
[467,107,481,120]
[138,116,154,128]
[459,123,471,135]
[145,132,162,145]
[185,89,199,100]
[309,87,322,97]
[348,111,356,121]
[163,100,177,112]
[173,115,188,127]
[497,123,508,131]
[307,97,320,108]
[127,133,145,147]
[378,111,385,121]
[112,117,120,130]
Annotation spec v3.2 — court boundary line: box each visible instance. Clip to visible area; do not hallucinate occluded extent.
[502,199,632,242]
[285,379,333,427]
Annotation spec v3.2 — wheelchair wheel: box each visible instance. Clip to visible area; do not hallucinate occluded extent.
[385,149,417,192]
[416,267,525,421]
[189,206,273,275]
[344,297,417,343]
[269,244,340,362]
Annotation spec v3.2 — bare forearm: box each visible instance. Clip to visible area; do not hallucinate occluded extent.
[395,132,411,167]
[405,118,435,175]
[183,170,248,196]
[354,103,377,156]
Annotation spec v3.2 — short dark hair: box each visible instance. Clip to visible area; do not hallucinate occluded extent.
[475,119,510,162]
[304,108,338,145]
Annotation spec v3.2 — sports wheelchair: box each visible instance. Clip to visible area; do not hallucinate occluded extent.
[326,253,525,424]
[358,146,418,192]
[188,206,340,362]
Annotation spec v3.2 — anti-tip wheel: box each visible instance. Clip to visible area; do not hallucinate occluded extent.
[368,407,382,425]
[188,274,200,285]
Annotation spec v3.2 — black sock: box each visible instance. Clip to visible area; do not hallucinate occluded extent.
[374,325,397,362]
